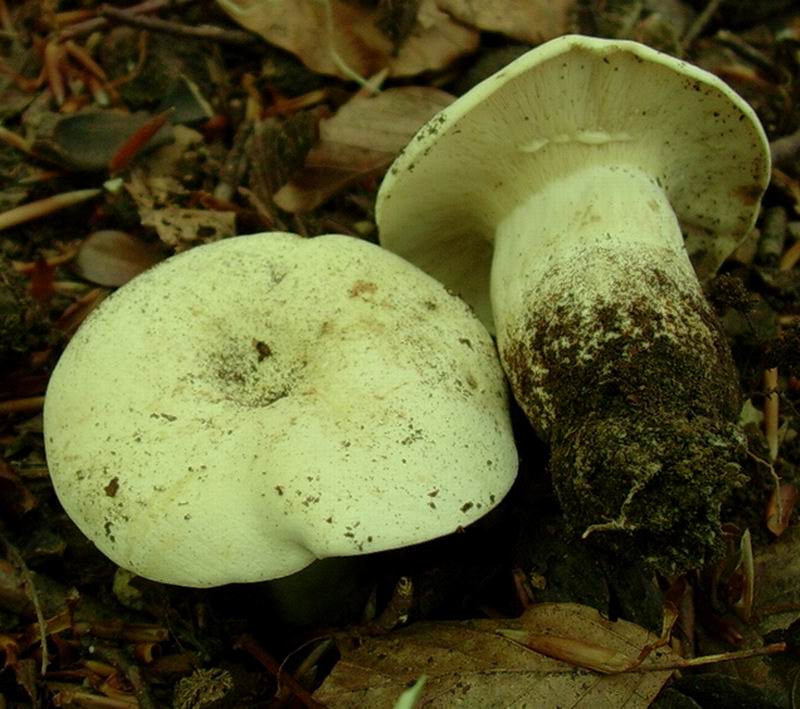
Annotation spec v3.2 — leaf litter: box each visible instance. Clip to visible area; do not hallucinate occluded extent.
[316,603,676,708]
[0,0,799,707]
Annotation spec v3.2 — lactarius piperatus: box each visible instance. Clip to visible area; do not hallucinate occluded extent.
[376,35,771,571]
[43,233,517,587]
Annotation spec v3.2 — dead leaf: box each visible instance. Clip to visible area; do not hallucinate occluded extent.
[125,152,236,250]
[0,460,37,520]
[388,0,480,77]
[140,206,236,250]
[74,231,166,287]
[29,110,173,172]
[753,526,800,635]
[314,603,675,708]
[436,0,576,44]
[216,0,478,79]
[274,86,453,212]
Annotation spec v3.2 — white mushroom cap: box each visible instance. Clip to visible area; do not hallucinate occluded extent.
[376,34,771,329]
[43,233,517,588]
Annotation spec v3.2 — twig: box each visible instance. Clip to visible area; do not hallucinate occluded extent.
[771,127,800,170]
[59,0,191,39]
[64,40,107,80]
[0,126,31,154]
[764,367,780,461]
[633,641,786,672]
[680,0,725,55]
[0,396,46,414]
[0,188,101,231]
[99,5,258,46]
[235,633,326,709]
[108,109,173,173]
[214,120,253,203]
[747,449,782,516]
[274,638,334,704]
[48,685,138,708]
[0,532,49,674]
[0,0,13,32]
[714,30,775,72]
[780,238,800,271]
[88,644,159,709]
[44,41,65,106]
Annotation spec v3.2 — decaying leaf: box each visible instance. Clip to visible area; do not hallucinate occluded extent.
[73,231,165,287]
[274,86,453,212]
[123,128,237,250]
[140,206,236,250]
[216,0,478,79]
[753,526,800,635]
[29,110,173,172]
[389,0,480,77]
[315,603,675,708]
[0,460,37,520]
[437,0,577,44]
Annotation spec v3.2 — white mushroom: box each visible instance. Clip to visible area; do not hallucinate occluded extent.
[376,35,771,570]
[43,232,517,587]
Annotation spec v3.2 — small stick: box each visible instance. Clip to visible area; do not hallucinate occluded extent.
[44,41,66,106]
[764,367,780,461]
[108,109,172,173]
[0,396,46,414]
[771,127,800,169]
[235,633,326,709]
[0,125,32,154]
[680,0,725,55]
[780,239,800,271]
[13,244,80,274]
[633,641,786,673]
[0,0,13,32]
[58,0,190,39]
[0,188,101,231]
[89,644,159,709]
[48,686,138,708]
[64,40,107,80]
[0,532,49,674]
[714,30,774,73]
[764,225,800,459]
[99,5,258,46]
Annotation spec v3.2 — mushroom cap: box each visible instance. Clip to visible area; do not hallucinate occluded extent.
[43,233,517,587]
[376,34,771,328]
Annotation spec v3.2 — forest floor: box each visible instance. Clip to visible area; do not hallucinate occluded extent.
[2,1,800,707]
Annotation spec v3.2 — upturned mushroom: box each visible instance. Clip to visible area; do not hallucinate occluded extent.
[43,232,517,587]
[376,35,771,571]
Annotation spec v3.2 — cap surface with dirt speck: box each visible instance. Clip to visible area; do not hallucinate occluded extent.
[44,232,517,587]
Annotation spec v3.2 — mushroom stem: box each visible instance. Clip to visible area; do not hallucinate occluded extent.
[491,164,744,571]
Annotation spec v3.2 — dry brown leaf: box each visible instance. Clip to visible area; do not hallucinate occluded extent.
[30,110,174,172]
[0,460,37,520]
[74,231,165,287]
[274,86,453,213]
[216,0,478,79]
[140,207,236,250]
[389,0,480,77]
[437,0,576,44]
[314,603,675,708]
[123,128,235,251]
[753,525,800,635]
[126,173,236,250]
